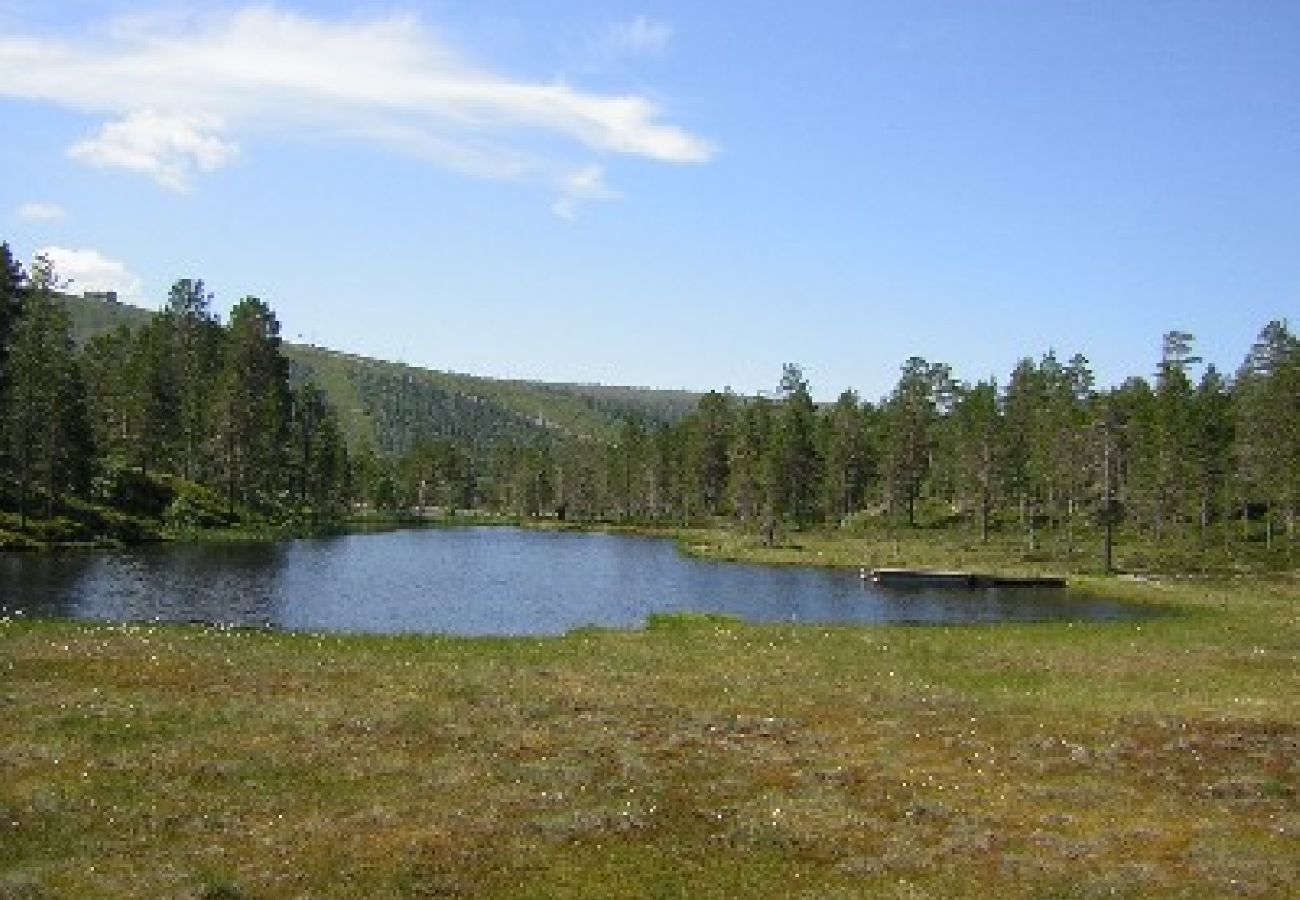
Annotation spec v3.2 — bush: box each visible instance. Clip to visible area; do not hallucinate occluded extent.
[0,529,39,551]
[99,508,163,543]
[163,487,234,530]
[100,467,175,517]
[24,517,94,544]
[164,493,209,530]
[7,496,163,545]
[53,495,108,531]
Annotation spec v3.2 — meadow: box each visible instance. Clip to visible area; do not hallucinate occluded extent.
[1,537,1295,899]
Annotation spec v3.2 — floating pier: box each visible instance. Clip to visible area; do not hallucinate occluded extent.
[861,567,1067,588]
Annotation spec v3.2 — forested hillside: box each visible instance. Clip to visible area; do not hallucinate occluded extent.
[535,381,702,426]
[63,292,697,453]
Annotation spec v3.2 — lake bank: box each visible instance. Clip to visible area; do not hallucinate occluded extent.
[3,575,1295,898]
[660,524,1295,578]
[2,526,1142,634]
[8,501,1292,587]
[0,509,522,552]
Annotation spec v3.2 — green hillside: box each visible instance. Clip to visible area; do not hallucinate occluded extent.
[60,293,699,454]
[534,381,703,425]
[62,292,155,342]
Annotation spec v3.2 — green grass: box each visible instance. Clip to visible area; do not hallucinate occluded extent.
[669,519,1295,578]
[1,550,1296,898]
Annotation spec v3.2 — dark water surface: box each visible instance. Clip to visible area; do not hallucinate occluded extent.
[0,527,1145,635]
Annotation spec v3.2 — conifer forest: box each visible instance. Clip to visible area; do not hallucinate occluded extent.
[2,241,1296,568]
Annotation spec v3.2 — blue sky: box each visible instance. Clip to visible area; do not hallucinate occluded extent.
[2,1,1296,400]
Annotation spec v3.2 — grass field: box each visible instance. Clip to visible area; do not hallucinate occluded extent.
[1,536,1296,898]
[668,518,1296,579]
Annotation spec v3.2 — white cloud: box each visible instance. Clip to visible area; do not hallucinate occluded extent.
[552,164,620,220]
[17,201,65,222]
[0,5,713,198]
[37,246,142,299]
[68,110,238,191]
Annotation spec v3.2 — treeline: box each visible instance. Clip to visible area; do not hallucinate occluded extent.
[364,319,1298,568]
[0,244,349,541]
[3,238,1296,566]
[478,334,1298,565]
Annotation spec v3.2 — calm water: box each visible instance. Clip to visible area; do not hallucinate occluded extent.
[0,527,1144,635]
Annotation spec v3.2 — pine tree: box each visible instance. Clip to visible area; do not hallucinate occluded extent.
[728,396,772,530]
[771,364,821,526]
[80,326,144,466]
[0,243,25,497]
[348,437,385,511]
[2,255,94,523]
[1000,357,1039,540]
[650,424,686,523]
[1150,331,1200,542]
[821,388,874,524]
[1057,354,1096,552]
[1110,375,1157,539]
[0,242,24,376]
[882,357,951,527]
[999,353,1091,550]
[1235,320,1300,548]
[161,279,223,480]
[609,417,649,520]
[211,297,291,515]
[1190,364,1234,543]
[509,442,555,518]
[687,391,732,516]
[130,315,183,474]
[289,380,349,519]
[1034,352,1072,535]
[950,380,1001,542]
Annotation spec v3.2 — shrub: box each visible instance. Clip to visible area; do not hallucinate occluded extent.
[24,517,93,544]
[100,467,175,517]
[164,493,209,530]
[99,509,163,543]
[163,485,234,530]
[0,529,39,551]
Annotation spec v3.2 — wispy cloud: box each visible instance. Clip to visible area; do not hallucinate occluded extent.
[574,16,673,74]
[603,16,673,57]
[17,201,66,222]
[38,246,142,299]
[552,165,620,221]
[0,5,713,203]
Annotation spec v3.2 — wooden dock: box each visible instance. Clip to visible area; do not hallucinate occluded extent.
[862,567,1067,588]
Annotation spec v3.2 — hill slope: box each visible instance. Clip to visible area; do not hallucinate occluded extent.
[61,294,699,454]
[63,293,155,340]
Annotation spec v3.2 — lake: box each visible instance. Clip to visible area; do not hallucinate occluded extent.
[0,526,1144,635]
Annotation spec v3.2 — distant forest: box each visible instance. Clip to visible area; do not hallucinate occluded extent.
[2,240,1297,564]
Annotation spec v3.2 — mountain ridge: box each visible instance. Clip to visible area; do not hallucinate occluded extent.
[59,293,700,455]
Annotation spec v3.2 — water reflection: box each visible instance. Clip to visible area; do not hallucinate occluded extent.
[0,551,98,619]
[2,543,284,627]
[0,527,1147,635]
